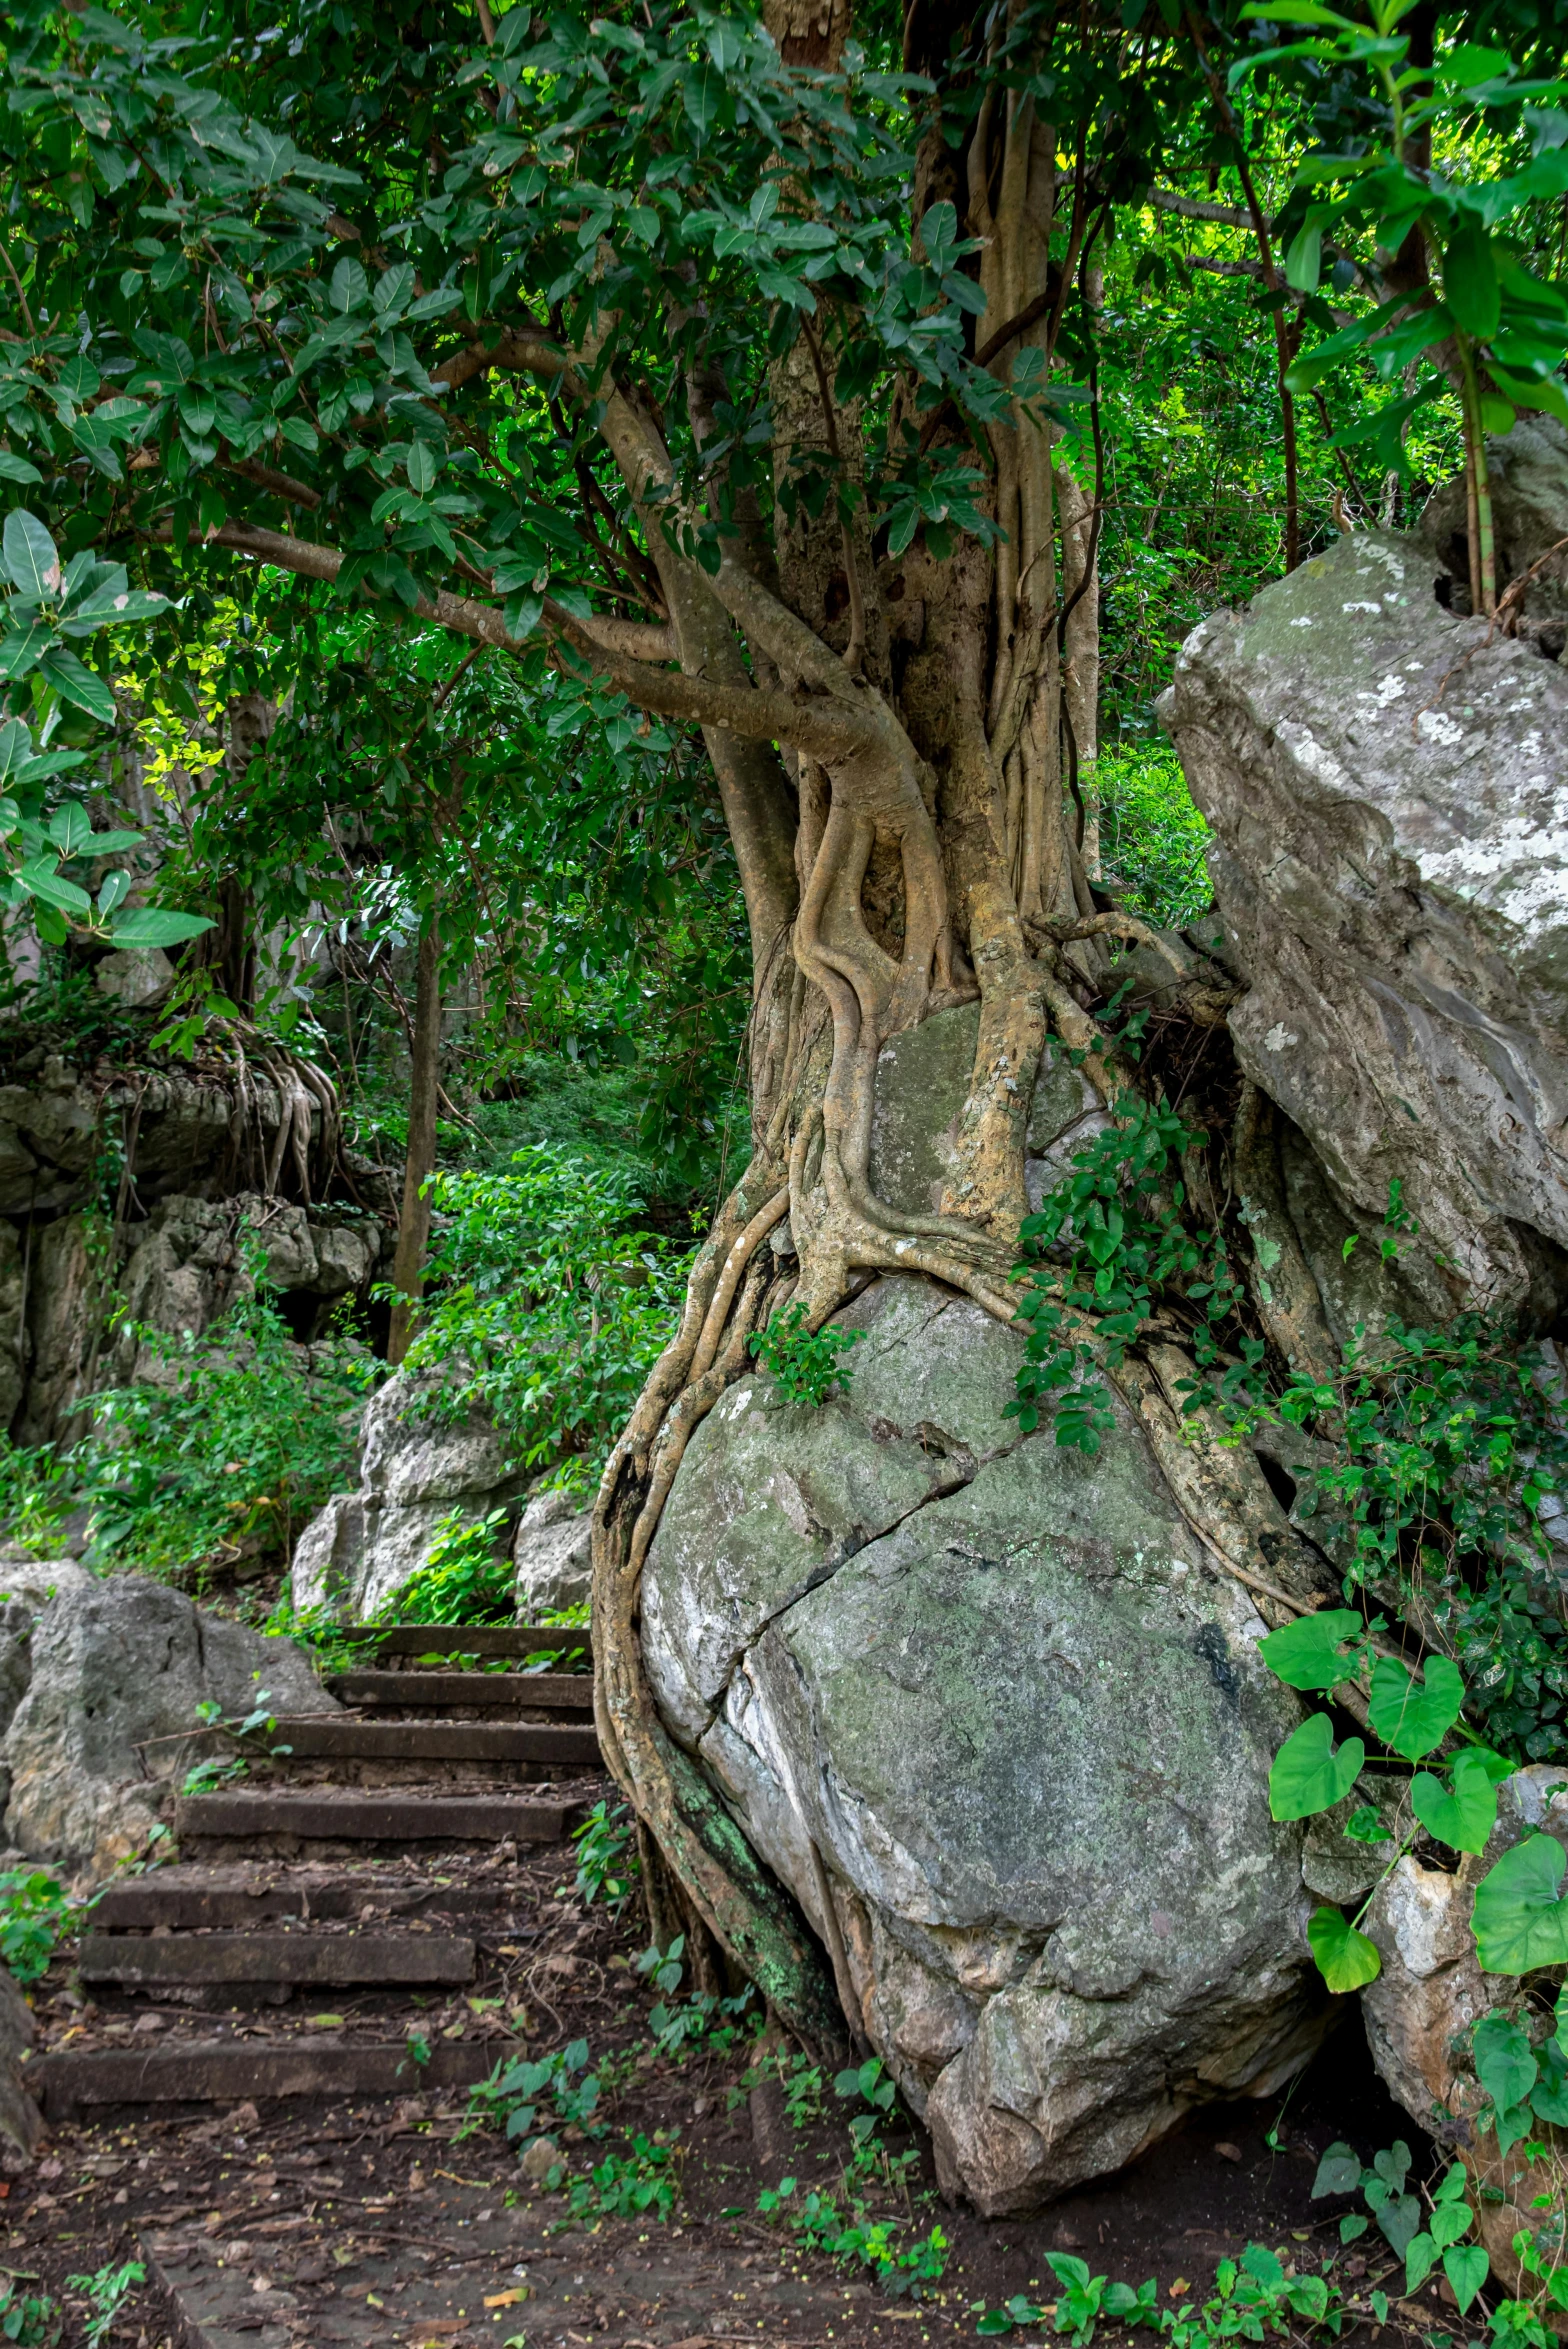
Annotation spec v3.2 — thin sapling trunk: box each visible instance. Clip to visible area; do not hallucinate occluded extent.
[387,916,442,1369]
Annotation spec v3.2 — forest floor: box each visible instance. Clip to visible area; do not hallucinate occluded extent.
[2,1824,1447,2349]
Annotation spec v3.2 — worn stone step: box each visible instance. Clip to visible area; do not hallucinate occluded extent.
[326,1669,595,1713]
[35,2034,512,2120]
[78,1930,476,1988]
[176,1791,579,1844]
[265,1716,599,1765]
[90,1868,511,1932]
[338,1623,591,1660]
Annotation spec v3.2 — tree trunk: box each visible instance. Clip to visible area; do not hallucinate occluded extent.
[575,31,1266,2049]
[387,917,441,1370]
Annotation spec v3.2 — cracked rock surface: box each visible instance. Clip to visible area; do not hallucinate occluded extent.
[1163,466,1568,1317]
[642,1270,1328,2213]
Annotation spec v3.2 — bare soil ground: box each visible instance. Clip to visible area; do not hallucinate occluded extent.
[3,1830,1441,2349]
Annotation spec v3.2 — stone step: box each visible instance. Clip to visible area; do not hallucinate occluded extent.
[265,1717,599,1765]
[176,1791,580,1844]
[78,1930,475,1989]
[337,1623,591,1660]
[90,1868,511,1931]
[35,2034,512,2120]
[326,1669,595,1713]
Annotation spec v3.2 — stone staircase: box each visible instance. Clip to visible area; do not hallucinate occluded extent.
[34,1621,601,2123]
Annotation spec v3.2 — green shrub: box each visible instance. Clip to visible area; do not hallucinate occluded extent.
[385,1508,515,1626]
[1094,744,1212,930]
[404,1143,693,1485]
[74,1260,377,1590]
[0,1868,70,1984]
[0,1443,76,1557]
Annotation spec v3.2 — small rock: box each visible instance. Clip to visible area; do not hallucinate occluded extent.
[1214,2141,1243,2163]
[520,2137,559,2181]
[1050,2224,1085,2250]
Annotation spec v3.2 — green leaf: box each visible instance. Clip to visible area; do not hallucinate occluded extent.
[1375,2191,1422,2259]
[1443,2246,1489,2316]
[47,803,92,858]
[16,859,92,915]
[1473,1835,1568,1974]
[407,442,437,494]
[1445,223,1502,341]
[1306,1903,1381,1992]
[1367,1654,1465,1758]
[36,647,117,723]
[1410,1751,1499,1854]
[1530,2037,1568,2124]
[1340,2213,1369,2244]
[1284,224,1322,291]
[1474,2014,1538,2117]
[1270,1714,1365,1819]
[109,908,216,948]
[0,452,43,487]
[1312,2140,1364,2197]
[1406,2234,1439,2294]
[0,620,52,681]
[1258,1609,1366,1691]
[1,508,62,599]
[330,256,369,312]
[1429,2200,1474,2251]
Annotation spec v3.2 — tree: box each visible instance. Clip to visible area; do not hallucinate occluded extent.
[3,0,1565,2033]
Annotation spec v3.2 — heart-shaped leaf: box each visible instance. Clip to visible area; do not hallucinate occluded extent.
[1443,2245,1490,2315]
[1270,1714,1365,1819]
[1259,1609,1367,1692]
[1406,2233,1439,2294]
[1473,2014,1537,2117]
[1429,2200,1473,2251]
[1368,1654,1465,1758]
[1376,2191,1422,2259]
[1473,1835,1568,1974]
[1306,1903,1381,1992]
[1311,2141,1364,2198]
[1410,1750,1499,1853]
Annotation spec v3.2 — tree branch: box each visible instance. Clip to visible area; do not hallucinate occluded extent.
[149,520,873,761]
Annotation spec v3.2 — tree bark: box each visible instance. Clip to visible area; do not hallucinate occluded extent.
[387,916,442,1370]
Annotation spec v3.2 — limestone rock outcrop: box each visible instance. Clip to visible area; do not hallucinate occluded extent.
[1162,485,1568,1321]
[642,1272,1329,2213]
[292,1372,524,1620]
[512,1490,592,1618]
[1360,1769,1568,2293]
[1,1575,336,1873]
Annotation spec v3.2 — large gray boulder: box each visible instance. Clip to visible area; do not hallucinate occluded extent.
[0,1563,97,1821]
[1162,504,1568,1320]
[642,1272,1329,2213]
[1357,1769,1568,2295]
[2,1576,336,1874]
[512,1490,592,1618]
[292,1372,523,1619]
